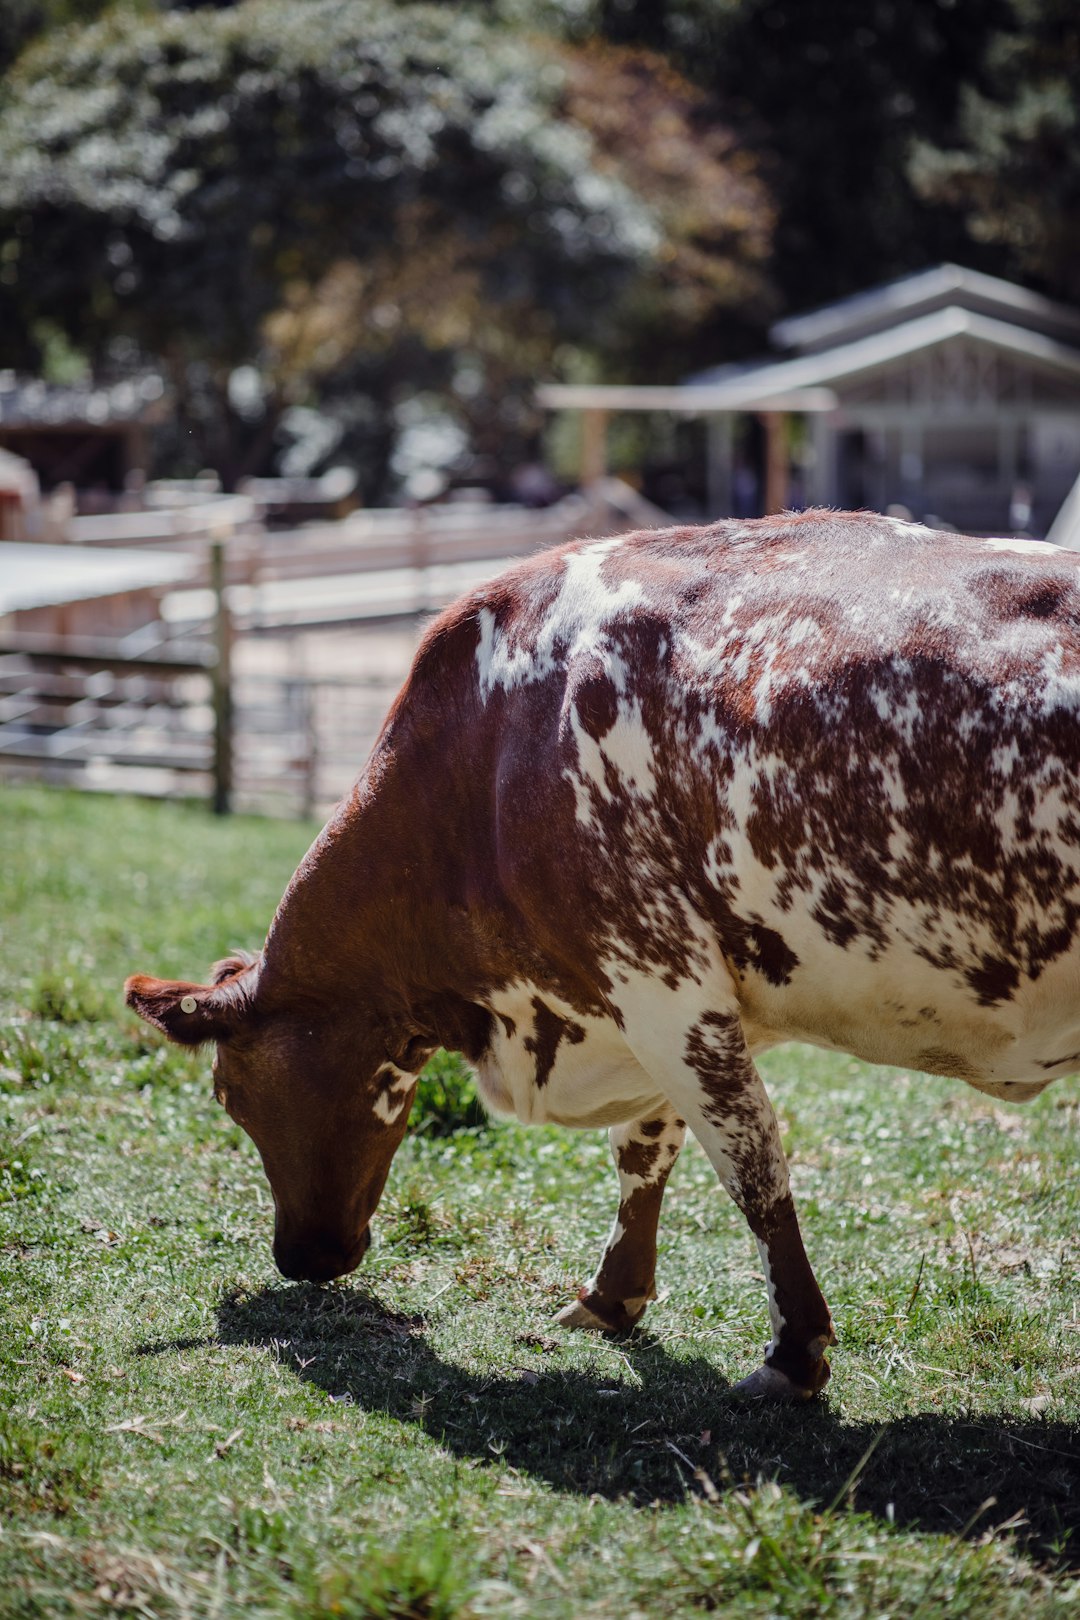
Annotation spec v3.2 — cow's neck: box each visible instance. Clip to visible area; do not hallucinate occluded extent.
[257,726,494,1035]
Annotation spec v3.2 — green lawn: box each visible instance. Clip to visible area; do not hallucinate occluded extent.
[1,784,1078,1618]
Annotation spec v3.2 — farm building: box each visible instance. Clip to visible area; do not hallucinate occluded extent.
[0,370,167,502]
[0,544,195,639]
[541,264,1080,537]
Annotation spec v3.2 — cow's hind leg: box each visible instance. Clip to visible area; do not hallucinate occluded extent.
[557,1105,686,1334]
[618,983,835,1400]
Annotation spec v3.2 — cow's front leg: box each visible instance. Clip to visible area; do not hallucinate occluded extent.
[557,1106,686,1334]
[621,991,835,1400]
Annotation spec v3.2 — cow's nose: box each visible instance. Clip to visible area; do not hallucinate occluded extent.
[273,1226,371,1283]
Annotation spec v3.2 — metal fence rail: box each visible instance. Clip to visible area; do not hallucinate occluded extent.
[229,669,401,818]
[0,634,218,797]
[0,636,402,819]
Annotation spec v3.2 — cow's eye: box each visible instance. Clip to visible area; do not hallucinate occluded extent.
[392,1035,433,1073]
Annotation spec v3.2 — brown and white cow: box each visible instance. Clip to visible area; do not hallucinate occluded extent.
[126,511,1080,1400]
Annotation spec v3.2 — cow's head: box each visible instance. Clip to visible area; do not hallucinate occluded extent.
[124,955,429,1282]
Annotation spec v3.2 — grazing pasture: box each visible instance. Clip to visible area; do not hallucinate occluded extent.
[2,784,1079,1618]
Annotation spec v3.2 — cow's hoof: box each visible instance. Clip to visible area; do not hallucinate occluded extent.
[554,1298,614,1333]
[554,1292,646,1334]
[730,1363,824,1403]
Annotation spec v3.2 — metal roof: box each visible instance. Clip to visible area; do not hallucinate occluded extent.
[545,306,1080,415]
[709,305,1080,392]
[0,372,167,430]
[536,381,837,414]
[771,264,1080,354]
[0,544,195,614]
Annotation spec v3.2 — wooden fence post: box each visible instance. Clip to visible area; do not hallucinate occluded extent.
[760,411,789,515]
[300,678,317,822]
[580,407,609,487]
[210,540,233,815]
[410,505,430,615]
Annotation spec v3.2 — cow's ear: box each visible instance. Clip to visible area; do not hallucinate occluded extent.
[124,975,244,1047]
[210,949,260,985]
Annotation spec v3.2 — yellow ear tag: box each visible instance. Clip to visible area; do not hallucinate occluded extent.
[180,995,198,1014]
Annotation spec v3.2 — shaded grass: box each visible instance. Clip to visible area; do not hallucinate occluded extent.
[1,785,1079,1618]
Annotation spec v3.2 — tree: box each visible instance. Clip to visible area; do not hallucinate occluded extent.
[527,0,1015,314]
[0,0,659,489]
[909,0,1080,305]
[555,39,774,378]
[0,1,130,76]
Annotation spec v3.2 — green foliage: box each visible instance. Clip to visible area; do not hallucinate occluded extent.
[910,0,1080,304]
[413,1048,486,1136]
[306,1532,475,1619]
[0,1418,101,1516]
[0,0,650,288]
[0,0,656,488]
[0,1152,47,1207]
[0,1025,60,1090]
[556,0,1017,313]
[26,967,106,1024]
[0,0,129,76]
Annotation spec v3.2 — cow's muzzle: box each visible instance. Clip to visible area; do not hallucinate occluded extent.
[273,1224,371,1283]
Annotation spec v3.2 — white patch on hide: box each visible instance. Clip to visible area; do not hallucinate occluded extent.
[372,1064,414,1125]
[982,537,1062,557]
[757,1233,786,1356]
[474,981,662,1129]
[476,535,644,701]
[566,686,658,828]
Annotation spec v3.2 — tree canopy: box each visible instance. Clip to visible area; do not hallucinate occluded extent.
[0,0,1075,493]
[910,0,1080,305]
[1,0,768,487]
[0,3,638,482]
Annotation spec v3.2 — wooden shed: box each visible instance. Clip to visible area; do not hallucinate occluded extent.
[0,371,167,501]
[540,265,1080,536]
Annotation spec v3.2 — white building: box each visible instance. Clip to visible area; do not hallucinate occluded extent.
[540,264,1080,537]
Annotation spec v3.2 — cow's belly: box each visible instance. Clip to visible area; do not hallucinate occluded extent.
[475,982,663,1128]
[473,945,1078,1125]
[736,933,1080,1100]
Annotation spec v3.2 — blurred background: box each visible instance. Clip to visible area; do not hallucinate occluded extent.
[1,0,1079,814]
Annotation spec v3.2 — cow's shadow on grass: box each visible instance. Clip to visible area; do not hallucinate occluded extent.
[213,1283,1080,1570]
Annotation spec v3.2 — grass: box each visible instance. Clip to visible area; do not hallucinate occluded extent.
[0,782,1078,1619]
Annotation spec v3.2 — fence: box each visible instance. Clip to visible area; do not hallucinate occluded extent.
[0,482,670,817]
[0,631,405,819]
[0,631,221,801]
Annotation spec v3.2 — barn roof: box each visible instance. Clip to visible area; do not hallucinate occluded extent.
[0,544,195,615]
[539,265,1080,417]
[687,305,1080,396]
[542,305,1080,417]
[770,264,1080,356]
[0,371,167,430]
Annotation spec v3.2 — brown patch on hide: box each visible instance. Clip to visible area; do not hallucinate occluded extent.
[616,1138,662,1179]
[758,1195,835,1392]
[524,998,586,1089]
[965,955,1021,1007]
[917,1047,977,1081]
